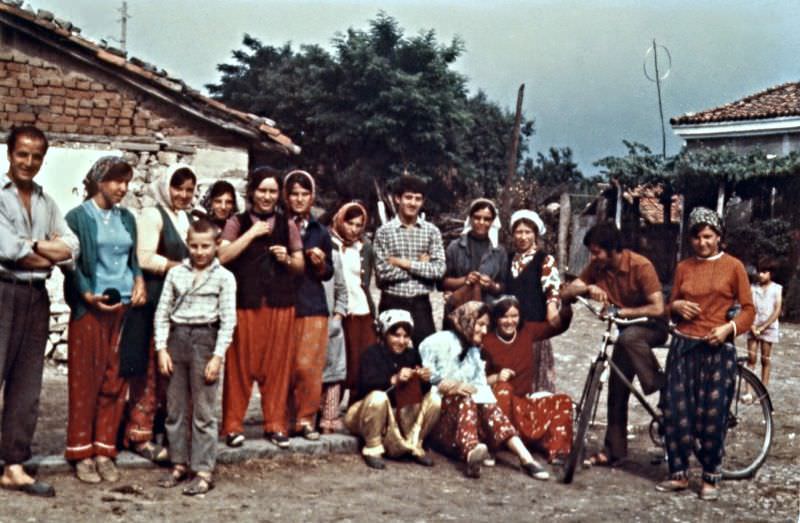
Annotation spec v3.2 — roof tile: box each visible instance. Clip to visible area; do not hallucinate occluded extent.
[671,81,800,125]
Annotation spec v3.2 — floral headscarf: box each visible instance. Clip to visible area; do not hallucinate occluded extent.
[331,201,369,247]
[83,156,131,200]
[688,207,723,235]
[447,300,488,343]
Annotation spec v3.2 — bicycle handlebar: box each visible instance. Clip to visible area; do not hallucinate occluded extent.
[575,296,651,326]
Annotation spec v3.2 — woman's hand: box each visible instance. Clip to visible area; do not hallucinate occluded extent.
[455,383,478,396]
[672,300,701,321]
[157,350,173,377]
[705,323,734,346]
[465,271,481,286]
[247,220,273,239]
[204,355,223,383]
[269,245,290,265]
[415,366,432,382]
[498,368,516,382]
[83,292,123,312]
[396,367,414,383]
[306,247,327,270]
[131,277,147,306]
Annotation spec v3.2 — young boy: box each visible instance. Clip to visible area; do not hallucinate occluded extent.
[373,175,446,348]
[747,257,782,391]
[154,218,237,495]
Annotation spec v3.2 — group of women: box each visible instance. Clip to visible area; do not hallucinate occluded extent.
[60,156,754,499]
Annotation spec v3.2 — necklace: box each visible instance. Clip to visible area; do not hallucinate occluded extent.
[496,330,517,345]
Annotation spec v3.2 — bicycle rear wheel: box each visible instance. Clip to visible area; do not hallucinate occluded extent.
[721,365,773,479]
[560,361,604,484]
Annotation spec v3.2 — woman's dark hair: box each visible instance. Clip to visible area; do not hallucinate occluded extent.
[689,222,722,238]
[490,296,521,331]
[84,162,132,198]
[469,200,496,220]
[392,175,427,197]
[7,125,48,154]
[207,180,236,203]
[246,166,282,204]
[583,221,622,253]
[170,167,197,188]
[285,171,313,193]
[511,217,538,237]
[384,322,413,339]
[343,204,366,221]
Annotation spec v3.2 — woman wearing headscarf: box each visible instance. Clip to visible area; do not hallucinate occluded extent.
[195,180,239,230]
[442,199,507,314]
[218,167,304,448]
[123,163,197,462]
[420,301,549,480]
[345,309,440,470]
[482,295,574,464]
[505,209,561,393]
[63,157,146,483]
[656,208,754,500]
[329,202,377,402]
[283,170,333,440]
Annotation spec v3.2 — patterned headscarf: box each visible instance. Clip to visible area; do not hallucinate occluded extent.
[83,156,131,199]
[461,198,501,248]
[377,309,414,336]
[331,201,369,247]
[688,207,723,235]
[447,300,488,342]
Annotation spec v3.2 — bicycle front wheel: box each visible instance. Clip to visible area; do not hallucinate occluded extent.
[721,365,773,479]
[560,361,603,484]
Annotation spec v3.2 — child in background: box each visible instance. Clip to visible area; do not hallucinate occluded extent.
[747,257,782,392]
[154,219,237,495]
[320,248,349,434]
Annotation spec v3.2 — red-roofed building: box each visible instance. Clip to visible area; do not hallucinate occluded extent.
[671,82,800,155]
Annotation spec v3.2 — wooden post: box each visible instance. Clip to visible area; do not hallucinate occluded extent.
[558,192,571,272]
[501,84,525,220]
[716,180,725,216]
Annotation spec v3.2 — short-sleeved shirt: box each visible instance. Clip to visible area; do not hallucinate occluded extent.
[579,249,661,308]
[750,281,782,343]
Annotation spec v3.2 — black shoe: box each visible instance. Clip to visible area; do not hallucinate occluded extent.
[300,425,320,441]
[0,480,55,497]
[363,455,386,470]
[522,461,550,480]
[413,454,434,467]
[266,432,290,449]
[225,432,245,448]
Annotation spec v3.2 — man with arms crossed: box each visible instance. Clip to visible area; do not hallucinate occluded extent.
[0,126,79,496]
[562,222,666,466]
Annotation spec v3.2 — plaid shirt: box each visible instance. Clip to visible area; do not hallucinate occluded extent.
[374,216,445,298]
[154,258,237,357]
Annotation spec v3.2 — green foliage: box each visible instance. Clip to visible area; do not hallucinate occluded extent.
[208,13,536,210]
[593,141,670,187]
[522,146,585,189]
[726,219,794,269]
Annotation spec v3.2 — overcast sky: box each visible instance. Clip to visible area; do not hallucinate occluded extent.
[31,0,800,175]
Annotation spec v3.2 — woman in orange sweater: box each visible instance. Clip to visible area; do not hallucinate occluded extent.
[656,207,754,501]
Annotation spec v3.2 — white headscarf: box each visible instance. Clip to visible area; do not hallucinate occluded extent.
[510,209,546,237]
[153,163,196,212]
[377,309,414,336]
[461,198,501,248]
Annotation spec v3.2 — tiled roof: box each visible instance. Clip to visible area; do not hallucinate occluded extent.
[623,185,681,225]
[671,82,800,126]
[0,1,300,154]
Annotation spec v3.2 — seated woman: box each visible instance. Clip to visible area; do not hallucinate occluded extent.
[482,295,574,464]
[345,310,440,470]
[420,301,549,480]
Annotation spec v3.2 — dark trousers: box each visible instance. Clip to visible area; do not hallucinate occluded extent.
[0,280,49,464]
[378,293,436,349]
[165,323,221,473]
[604,321,668,460]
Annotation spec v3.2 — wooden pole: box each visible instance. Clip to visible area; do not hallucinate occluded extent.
[501,84,525,219]
[558,192,571,271]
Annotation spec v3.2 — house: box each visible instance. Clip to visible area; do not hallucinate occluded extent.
[0,0,299,215]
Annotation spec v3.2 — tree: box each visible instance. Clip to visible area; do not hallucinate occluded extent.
[208,13,534,212]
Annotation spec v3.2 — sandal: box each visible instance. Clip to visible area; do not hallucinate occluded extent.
[183,474,214,496]
[134,442,169,463]
[158,465,188,488]
[226,433,245,448]
[584,451,619,468]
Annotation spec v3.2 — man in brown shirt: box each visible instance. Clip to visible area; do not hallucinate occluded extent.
[562,222,667,465]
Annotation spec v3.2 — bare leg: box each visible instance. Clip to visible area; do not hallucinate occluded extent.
[507,435,535,465]
[760,342,772,387]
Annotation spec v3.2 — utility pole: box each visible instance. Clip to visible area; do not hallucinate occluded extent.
[500,84,525,223]
[118,1,130,52]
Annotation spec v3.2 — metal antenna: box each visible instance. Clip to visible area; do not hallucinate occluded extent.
[108,1,131,51]
[643,39,671,159]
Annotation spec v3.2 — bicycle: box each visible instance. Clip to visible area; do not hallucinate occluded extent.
[559,296,773,484]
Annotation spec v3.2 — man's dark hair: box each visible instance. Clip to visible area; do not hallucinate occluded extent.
[392,175,427,197]
[189,216,220,239]
[583,222,623,253]
[6,125,49,154]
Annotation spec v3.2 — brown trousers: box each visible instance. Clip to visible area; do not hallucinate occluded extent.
[289,315,328,431]
[66,308,128,460]
[222,305,296,434]
[343,313,377,395]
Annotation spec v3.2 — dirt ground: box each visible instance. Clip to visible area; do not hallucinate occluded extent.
[1,302,798,522]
